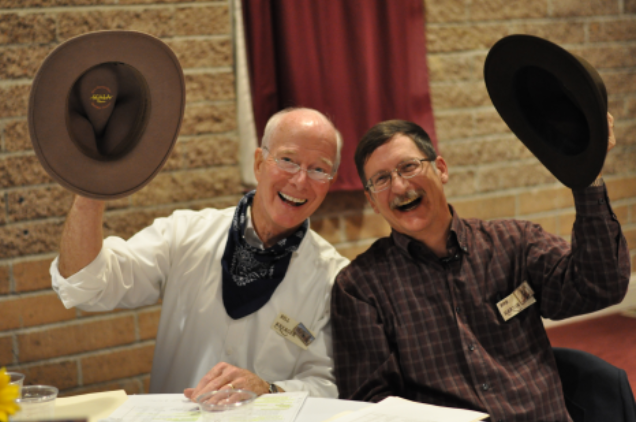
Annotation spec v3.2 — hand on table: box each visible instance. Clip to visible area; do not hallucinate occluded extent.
[184,362,270,400]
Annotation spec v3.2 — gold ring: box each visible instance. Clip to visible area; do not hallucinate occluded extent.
[228,383,234,390]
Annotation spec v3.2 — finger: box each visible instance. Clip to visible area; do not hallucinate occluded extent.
[605,112,616,152]
[191,378,228,402]
[190,366,224,400]
[192,372,238,400]
[194,363,226,392]
[184,388,194,400]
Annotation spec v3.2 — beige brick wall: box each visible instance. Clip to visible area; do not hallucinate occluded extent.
[0,0,634,396]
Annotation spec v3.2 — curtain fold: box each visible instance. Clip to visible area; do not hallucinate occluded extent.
[242,0,437,191]
[233,0,259,186]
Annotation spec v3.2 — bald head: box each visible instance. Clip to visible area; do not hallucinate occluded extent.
[262,108,342,173]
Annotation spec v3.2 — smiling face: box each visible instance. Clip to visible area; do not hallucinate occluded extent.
[252,110,337,246]
[363,134,452,246]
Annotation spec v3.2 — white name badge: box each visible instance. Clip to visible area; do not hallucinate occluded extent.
[271,312,316,350]
[497,281,537,322]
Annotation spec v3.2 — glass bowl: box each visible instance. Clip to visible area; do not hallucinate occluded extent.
[195,389,257,412]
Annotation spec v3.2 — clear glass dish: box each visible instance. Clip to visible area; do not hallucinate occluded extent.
[195,389,257,412]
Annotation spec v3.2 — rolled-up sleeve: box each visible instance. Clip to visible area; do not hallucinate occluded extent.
[51,216,174,311]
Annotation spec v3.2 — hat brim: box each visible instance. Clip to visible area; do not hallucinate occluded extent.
[29,31,185,199]
[484,35,608,189]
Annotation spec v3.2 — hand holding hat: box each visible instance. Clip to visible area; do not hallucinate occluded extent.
[484,35,609,189]
[28,30,186,199]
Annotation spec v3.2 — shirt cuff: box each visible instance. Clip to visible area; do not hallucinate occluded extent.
[572,183,612,217]
[50,247,110,309]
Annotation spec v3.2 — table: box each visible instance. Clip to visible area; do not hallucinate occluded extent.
[54,391,371,422]
[297,397,371,422]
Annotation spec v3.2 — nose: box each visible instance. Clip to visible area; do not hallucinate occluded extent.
[289,168,309,186]
[390,171,409,192]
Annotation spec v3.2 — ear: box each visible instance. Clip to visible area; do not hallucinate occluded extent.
[254,147,265,183]
[435,156,449,184]
[364,190,380,214]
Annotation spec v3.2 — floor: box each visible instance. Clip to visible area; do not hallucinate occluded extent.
[546,312,636,391]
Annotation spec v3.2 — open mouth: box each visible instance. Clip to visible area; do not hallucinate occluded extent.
[278,192,308,207]
[395,196,422,212]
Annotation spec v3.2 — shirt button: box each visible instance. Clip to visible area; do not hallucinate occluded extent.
[226,348,233,356]
[481,383,489,391]
[598,199,605,204]
[468,344,476,352]
[455,306,461,313]
[461,246,468,252]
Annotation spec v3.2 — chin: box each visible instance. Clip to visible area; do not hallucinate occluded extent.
[272,207,310,228]
[273,215,307,232]
[393,214,430,234]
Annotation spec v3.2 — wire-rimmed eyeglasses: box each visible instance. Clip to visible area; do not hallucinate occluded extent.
[365,158,435,193]
[262,147,334,183]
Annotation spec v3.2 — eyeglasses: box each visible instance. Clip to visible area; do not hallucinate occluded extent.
[262,147,334,183]
[365,158,435,193]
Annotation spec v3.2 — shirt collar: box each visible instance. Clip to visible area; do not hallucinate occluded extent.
[391,204,469,262]
[244,205,265,250]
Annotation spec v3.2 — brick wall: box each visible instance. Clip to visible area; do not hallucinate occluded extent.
[0,0,634,396]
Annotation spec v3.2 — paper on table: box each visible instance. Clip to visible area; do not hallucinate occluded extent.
[324,396,488,422]
[54,390,128,422]
[102,392,308,422]
[247,392,308,422]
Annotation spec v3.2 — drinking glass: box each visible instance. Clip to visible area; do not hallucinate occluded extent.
[7,372,25,398]
[12,385,58,421]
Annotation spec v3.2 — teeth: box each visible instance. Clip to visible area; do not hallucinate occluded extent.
[280,192,307,204]
[397,197,418,207]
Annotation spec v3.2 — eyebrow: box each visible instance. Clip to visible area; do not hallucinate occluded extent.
[277,149,333,167]
[369,157,427,177]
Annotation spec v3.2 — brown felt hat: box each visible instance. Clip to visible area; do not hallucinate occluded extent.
[484,35,608,189]
[28,30,185,199]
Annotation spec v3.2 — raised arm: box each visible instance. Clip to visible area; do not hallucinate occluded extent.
[58,195,106,277]
[532,112,630,319]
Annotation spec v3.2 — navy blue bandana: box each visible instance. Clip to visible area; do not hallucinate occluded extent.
[221,190,308,319]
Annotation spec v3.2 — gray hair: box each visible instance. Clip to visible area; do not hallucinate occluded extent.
[261,107,343,173]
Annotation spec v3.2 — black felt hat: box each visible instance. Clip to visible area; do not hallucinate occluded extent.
[484,35,608,189]
[28,30,185,199]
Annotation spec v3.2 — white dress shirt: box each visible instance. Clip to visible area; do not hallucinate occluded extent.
[51,206,349,397]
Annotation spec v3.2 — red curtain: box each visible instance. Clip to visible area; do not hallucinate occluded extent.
[242,0,437,191]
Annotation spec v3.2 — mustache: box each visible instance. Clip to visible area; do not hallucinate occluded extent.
[390,189,425,210]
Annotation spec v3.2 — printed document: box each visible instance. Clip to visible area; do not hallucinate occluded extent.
[101,392,308,422]
[327,396,488,422]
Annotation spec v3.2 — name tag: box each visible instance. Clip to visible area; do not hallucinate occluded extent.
[497,281,536,321]
[271,312,316,350]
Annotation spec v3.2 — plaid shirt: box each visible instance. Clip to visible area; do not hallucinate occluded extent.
[332,185,630,422]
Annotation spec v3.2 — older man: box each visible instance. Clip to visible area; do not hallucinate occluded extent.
[52,108,349,398]
[331,117,630,421]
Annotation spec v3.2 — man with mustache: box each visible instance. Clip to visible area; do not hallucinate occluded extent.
[52,108,349,398]
[330,118,630,421]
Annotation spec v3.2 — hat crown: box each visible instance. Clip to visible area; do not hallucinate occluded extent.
[28,30,185,199]
[514,65,589,156]
[68,62,150,160]
[484,34,608,189]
